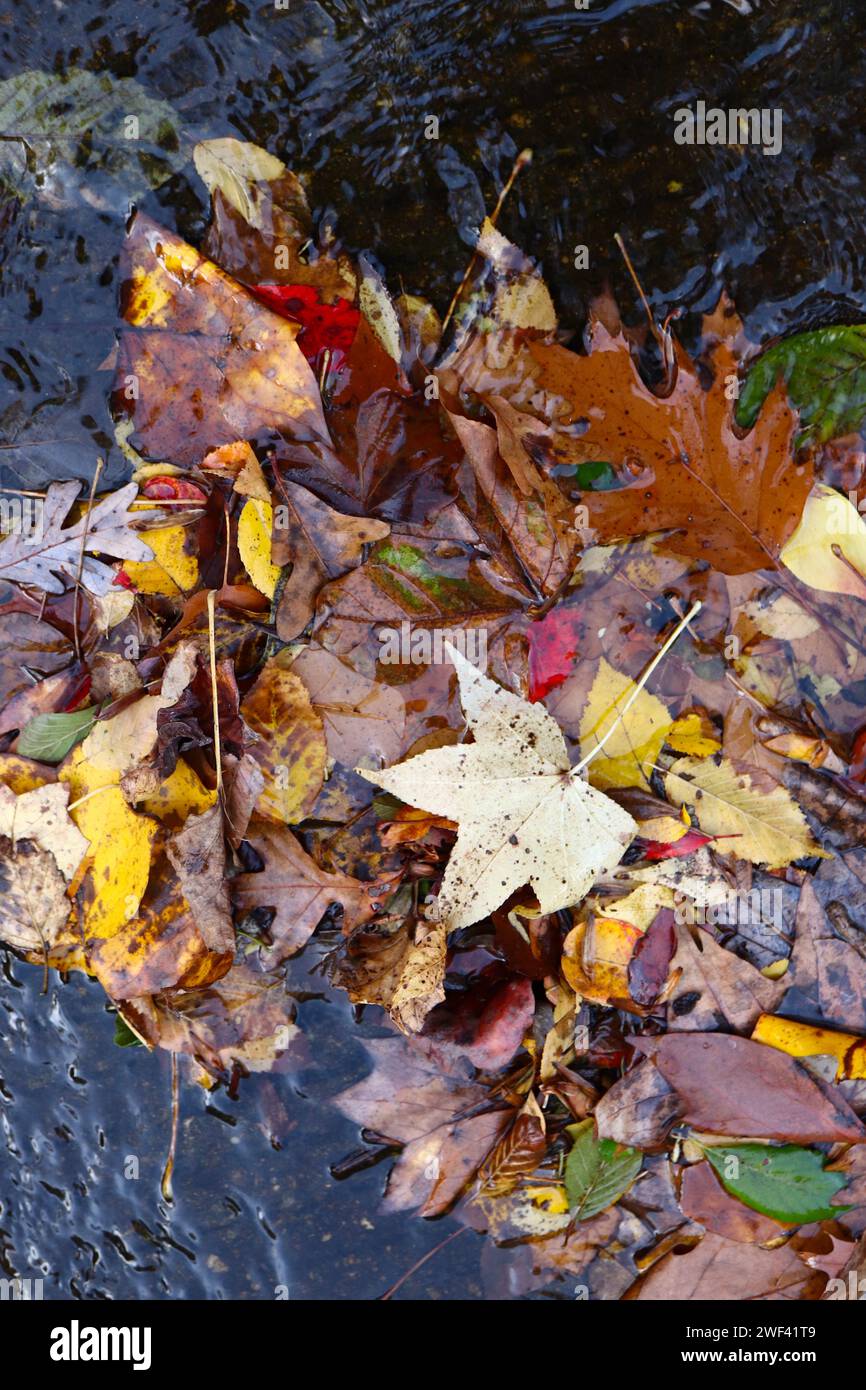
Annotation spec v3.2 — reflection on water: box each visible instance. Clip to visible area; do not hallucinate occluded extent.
[1,0,865,1298]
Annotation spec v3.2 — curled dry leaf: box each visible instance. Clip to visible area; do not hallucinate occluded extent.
[333,917,446,1034]
[165,803,235,955]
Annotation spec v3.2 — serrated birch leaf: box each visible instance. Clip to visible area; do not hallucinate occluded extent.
[356,644,636,930]
[664,756,828,869]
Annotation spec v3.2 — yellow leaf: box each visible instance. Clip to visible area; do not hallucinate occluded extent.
[667,710,720,757]
[597,882,675,931]
[62,769,157,946]
[664,756,829,869]
[579,658,671,790]
[238,498,281,598]
[563,915,642,1006]
[0,752,57,795]
[780,483,866,600]
[123,523,198,595]
[752,1013,866,1081]
[240,662,327,824]
[58,646,198,943]
[140,760,217,825]
[522,1184,570,1215]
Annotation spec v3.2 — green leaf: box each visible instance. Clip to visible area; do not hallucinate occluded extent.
[0,68,185,205]
[113,1014,144,1049]
[736,325,866,448]
[564,1119,643,1220]
[704,1143,852,1224]
[17,706,97,763]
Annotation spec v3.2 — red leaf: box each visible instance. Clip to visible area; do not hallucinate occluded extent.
[528,603,582,701]
[252,283,360,367]
[640,828,712,860]
[628,907,677,1007]
[141,476,208,502]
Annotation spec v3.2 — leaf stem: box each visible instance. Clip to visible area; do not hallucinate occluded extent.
[572,600,702,776]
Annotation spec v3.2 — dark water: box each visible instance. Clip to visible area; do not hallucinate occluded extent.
[1,0,864,1299]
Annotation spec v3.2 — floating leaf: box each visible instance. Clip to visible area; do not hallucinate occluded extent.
[737,324,866,447]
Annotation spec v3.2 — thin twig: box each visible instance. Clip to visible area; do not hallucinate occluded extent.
[72,457,104,661]
[572,601,702,776]
[160,1052,180,1204]
[613,233,666,354]
[379,1226,468,1301]
[206,589,224,799]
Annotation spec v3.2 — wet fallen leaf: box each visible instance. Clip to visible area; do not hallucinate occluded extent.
[115,214,328,467]
[358,643,636,929]
[271,477,389,642]
[630,1230,826,1300]
[665,922,786,1033]
[239,661,327,825]
[564,1118,643,1220]
[232,823,390,965]
[0,481,160,595]
[635,1032,866,1144]
[664,755,827,868]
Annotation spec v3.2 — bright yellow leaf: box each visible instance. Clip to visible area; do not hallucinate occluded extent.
[124,523,198,595]
[238,498,281,598]
[579,658,672,790]
[752,1013,866,1081]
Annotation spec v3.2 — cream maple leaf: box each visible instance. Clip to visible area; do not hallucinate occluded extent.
[357,645,640,930]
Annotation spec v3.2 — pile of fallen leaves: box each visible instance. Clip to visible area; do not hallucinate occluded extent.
[3,137,866,1299]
